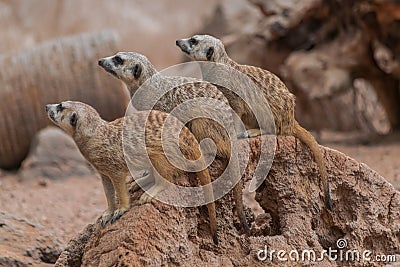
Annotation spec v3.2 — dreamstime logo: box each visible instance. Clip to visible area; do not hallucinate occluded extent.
[257,238,397,263]
[121,61,276,207]
[336,238,347,249]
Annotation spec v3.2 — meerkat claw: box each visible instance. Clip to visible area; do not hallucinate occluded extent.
[100,210,113,227]
[101,219,108,228]
[110,208,128,223]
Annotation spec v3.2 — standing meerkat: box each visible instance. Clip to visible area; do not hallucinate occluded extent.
[98,52,250,234]
[176,35,332,210]
[45,101,218,243]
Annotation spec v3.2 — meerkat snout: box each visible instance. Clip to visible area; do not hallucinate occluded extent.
[45,104,54,120]
[45,104,57,121]
[98,56,118,77]
[176,39,189,54]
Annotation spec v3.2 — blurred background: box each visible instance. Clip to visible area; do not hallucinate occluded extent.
[0,0,399,265]
[0,0,218,67]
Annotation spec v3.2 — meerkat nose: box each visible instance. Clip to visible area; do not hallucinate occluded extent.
[175,40,179,46]
[45,105,50,112]
[98,59,104,66]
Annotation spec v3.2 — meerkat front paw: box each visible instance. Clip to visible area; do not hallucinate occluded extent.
[110,207,129,223]
[101,209,114,227]
[239,128,261,138]
[137,183,164,205]
[137,192,153,205]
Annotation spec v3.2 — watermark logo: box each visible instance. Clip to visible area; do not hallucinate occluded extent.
[257,238,397,263]
[336,238,347,249]
[122,61,276,207]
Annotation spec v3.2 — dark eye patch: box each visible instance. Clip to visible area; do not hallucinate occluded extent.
[56,103,64,113]
[112,55,124,66]
[130,63,142,79]
[206,47,214,60]
[189,38,198,46]
[70,113,77,127]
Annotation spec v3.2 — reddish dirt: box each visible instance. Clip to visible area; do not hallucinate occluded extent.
[321,131,400,190]
[0,174,105,244]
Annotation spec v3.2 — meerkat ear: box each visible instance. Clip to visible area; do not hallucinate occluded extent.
[206,47,214,60]
[70,112,78,127]
[131,64,142,79]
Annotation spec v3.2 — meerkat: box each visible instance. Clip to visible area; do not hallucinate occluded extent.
[98,52,251,234]
[45,101,218,243]
[176,35,332,210]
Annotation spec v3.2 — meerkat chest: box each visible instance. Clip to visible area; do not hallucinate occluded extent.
[77,137,124,171]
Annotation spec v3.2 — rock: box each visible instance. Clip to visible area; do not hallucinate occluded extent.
[353,79,391,134]
[281,38,390,133]
[255,137,400,265]
[54,224,96,267]
[55,136,400,266]
[19,127,93,180]
[0,211,63,266]
[199,0,400,132]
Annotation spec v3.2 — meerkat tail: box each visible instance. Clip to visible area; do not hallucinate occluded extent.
[232,182,250,234]
[293,121,332,210]
[196,168,218,244]
[227,147,250,234]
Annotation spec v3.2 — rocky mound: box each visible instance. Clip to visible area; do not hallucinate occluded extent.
[55,136,400,266]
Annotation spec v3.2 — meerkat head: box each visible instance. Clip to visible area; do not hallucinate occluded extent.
[46,101,99,136]
[98,52,157,91]
[176,35,226,62]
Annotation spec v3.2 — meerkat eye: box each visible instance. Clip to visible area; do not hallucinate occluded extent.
[56,103,64,112]
[206,47,214,60]
[70,113,78,127]
[189,38,198,46]
[131,63,142,79]
[113,55,124,66]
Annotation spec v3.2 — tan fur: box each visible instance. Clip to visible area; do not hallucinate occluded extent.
[46,101,218,243]
[176,35,332,210]
[99,52,251,234]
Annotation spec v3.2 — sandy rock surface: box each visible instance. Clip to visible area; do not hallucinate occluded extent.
[54,136,400,266]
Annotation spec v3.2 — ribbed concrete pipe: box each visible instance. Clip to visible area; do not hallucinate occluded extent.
[0,30,130,169]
